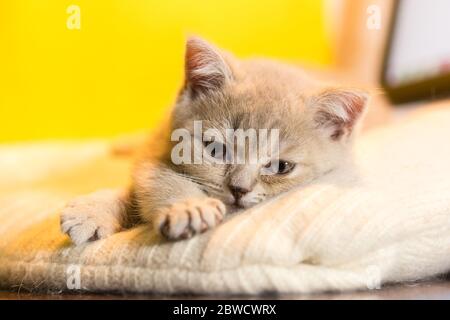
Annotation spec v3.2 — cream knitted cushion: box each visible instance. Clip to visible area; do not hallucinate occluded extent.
[1,106,450,294]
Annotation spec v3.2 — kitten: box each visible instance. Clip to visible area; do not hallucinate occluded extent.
[61,37,368,244]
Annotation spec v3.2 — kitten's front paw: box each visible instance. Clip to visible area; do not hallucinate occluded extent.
[60,190,125,245]
[155,198,226,241]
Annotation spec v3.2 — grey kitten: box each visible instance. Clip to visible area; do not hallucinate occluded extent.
[61,37,368,244]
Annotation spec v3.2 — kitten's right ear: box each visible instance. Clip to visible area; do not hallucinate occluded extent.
[184,37,233,97]
[310,88,369,141]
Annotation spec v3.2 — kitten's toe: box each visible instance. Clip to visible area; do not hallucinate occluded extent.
[166,206,191,239]
[61,207,118,245]
[197,198,226,229]
[156,198,227,241]
[65,220,100,245]
[157,208,190,240]
[60,190,124,245]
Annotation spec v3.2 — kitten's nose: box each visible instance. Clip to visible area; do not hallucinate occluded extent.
[229,185,250,200]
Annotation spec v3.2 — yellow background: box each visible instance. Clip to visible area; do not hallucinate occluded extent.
[0,0,332,142]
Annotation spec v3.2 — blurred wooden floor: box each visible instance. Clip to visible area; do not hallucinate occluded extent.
[2,280,450,300]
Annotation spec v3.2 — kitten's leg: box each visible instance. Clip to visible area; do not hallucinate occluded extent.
[60,189,130,245]
[133,163,227,240]
[61,163,227,244]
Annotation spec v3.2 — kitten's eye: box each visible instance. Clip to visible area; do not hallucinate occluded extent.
[263,160,295,175]
[203,140,226,160]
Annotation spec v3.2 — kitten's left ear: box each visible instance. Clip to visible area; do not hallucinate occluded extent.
[310,88,369,140]
[184,37,233,97]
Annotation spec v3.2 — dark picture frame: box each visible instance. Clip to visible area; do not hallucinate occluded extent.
[380,0,450,104]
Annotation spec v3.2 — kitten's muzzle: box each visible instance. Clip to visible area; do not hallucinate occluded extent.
[229,185,250,206]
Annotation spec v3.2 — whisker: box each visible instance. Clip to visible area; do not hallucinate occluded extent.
[175,173,223,190]
[184,178,224,192]
[175,172,223,185]
[202,187,225,197]
[199,183,223,192]
[187,177,222,189]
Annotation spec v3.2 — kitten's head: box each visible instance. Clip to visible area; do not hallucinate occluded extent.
[170,37,368,209]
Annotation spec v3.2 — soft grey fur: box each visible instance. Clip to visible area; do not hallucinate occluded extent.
[61,37,368,244]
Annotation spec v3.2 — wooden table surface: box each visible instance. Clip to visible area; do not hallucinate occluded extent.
[2,280,450,300]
